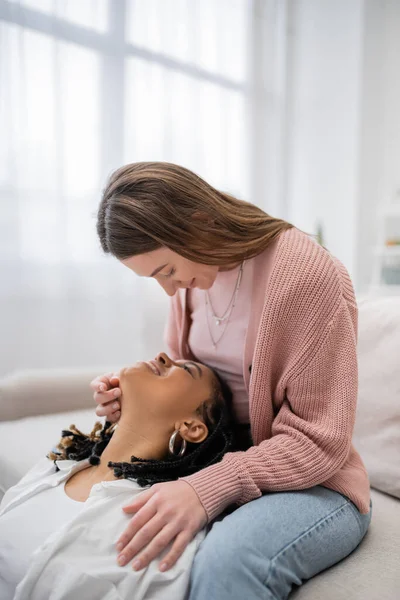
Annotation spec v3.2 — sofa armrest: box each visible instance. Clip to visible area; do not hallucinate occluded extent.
[0,367,120,421]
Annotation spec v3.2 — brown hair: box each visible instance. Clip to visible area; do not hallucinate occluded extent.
[97,161,295,265]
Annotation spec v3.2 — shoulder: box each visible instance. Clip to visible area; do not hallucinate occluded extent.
[271,227,356,309]
[275,227,340,283]
[0,458,59,512]
[256,227,358,352]
[253,228,358,377]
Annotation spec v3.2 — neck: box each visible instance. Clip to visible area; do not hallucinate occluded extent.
[92,417,171,479]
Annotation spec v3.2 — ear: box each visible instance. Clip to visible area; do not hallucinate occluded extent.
[174,418,209,445]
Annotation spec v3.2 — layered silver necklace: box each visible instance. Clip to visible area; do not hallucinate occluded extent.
[205,261,245,349]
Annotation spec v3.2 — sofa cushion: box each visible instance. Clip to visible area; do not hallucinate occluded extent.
[352,296,400,500]
[290,488,400,600]
[0,409,102,500]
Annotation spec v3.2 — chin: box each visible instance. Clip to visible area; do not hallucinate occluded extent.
[206,276,218,289]
[120,362,149,379]
[131,362,153,374]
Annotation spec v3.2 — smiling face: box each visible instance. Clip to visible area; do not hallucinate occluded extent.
[120,247,219,296]
[118,352,217,432]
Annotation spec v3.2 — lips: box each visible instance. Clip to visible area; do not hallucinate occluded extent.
[147,360,161,376]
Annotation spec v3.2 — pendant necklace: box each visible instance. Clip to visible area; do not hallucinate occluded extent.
[205,260,245,348]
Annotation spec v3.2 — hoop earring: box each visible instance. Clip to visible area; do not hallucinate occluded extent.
[169,430,187,457]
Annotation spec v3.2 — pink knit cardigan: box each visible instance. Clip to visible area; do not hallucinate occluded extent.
[164,227,371,521]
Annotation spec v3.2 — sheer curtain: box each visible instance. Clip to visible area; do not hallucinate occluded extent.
[0,0,285,376]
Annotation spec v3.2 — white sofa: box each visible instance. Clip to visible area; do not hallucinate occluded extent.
[0,297,399,599]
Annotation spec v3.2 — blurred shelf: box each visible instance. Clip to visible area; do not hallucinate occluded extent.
[373,246,400,256]
[372,197,400,293]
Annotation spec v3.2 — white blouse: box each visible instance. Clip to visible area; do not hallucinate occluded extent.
[0,480,82,598]
[0,458,205,600]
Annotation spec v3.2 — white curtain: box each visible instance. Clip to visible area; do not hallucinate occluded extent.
[0,0,285,376]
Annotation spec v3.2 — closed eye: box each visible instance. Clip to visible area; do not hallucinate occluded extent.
[161,268,176,278]
[181,362,202,378]
[182,364,194,378]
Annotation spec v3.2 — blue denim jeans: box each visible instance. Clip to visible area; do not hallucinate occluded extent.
[188,485,372,600]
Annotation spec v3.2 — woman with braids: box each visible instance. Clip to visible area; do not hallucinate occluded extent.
[0,353,236,599]
[93,161,372,600]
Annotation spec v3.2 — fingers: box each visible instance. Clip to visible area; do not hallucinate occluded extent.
[95,404,121,423]
[122,487,154,514]
[114,481,202,573]
[94,387,121,407]
[118,525,192,572]
[89,373,115,393]
[132,525,181,571]
[95,399,120,416]
[117,516,169,567]
[116,490,157,552]
[157,530,193,572]
[90,373,122,423]
[91,376,121,410]
[95,411,120,424]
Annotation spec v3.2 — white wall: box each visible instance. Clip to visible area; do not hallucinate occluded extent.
[283,0,400,293]
[356,0,400,291]
[285,0,364,279]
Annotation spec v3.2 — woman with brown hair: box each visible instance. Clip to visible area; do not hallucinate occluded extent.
[93,161,372,599]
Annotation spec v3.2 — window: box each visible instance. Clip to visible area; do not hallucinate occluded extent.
[1,0,251,265]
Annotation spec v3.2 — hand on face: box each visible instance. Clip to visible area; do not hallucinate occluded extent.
[91,372,121,423]
[92,352,214,432]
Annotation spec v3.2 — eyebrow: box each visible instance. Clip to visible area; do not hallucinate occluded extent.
[149,264,168,277]
[186,361,202,378]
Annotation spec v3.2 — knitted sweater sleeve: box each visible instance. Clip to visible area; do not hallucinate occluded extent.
[180,256,359,522]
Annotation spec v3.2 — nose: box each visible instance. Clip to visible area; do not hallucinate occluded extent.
[157,279,178,297]
[154,352,173,368]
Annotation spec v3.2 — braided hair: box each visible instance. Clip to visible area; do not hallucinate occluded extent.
[48,368,240,487]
